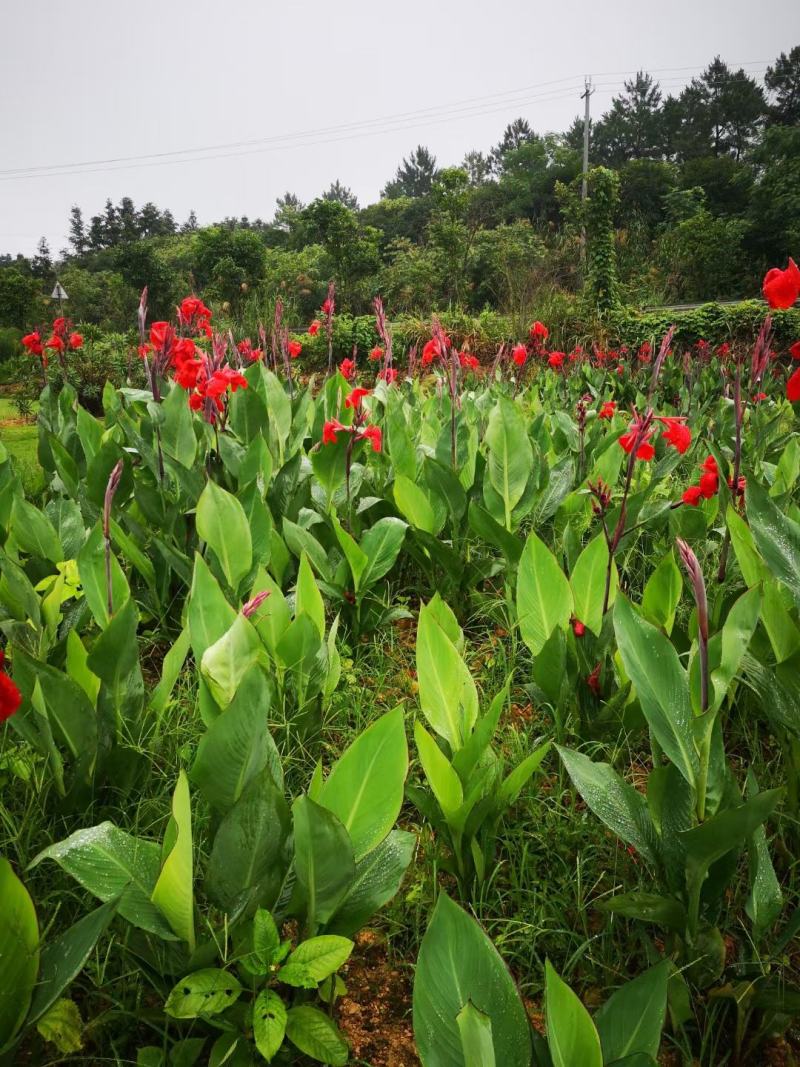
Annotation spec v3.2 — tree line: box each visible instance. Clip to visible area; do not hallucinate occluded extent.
[1,48,798,334]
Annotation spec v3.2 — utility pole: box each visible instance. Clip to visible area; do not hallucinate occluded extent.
[580,76,594,274]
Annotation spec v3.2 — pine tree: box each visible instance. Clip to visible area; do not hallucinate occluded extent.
[68,206,88,257]
[322,181,359,210]
[382,146,438,199]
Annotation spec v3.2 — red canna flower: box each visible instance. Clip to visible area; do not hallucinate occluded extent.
[791,341,800,361]
[788,366,800,403]
[548,351,565,369]
[571,617,586,637]
[763,259,800,309]
[511,344,527,367]
[529,321,549,340]
[21,331,43,356]
[616,364,624,375]
[188,392,204,411]
[51,316,67,337]
[421,338,440,366]
[288,340,302,359]
[598,400,616,420]
[619,413,655,461]
[0,650,21,723]
[68,332,83,350]
[460,353,479,371]
[682,485,704,506]
[657,416,691,454]
[698,455,719,498]
[179,296,211,321]
[339,358,355,380]
[586,664,602,697]
[322,419,345,445]
[357,425,382,452]
[321,298,333,315]
[137,343,152,359]
[174,359,201,389]
[753,392,768,402]
[308,319,321,336]
[150,321,172,351]
[369,345,384,362]
[345,387,371,410]
[45,334,65,352]
[378,367,398,384]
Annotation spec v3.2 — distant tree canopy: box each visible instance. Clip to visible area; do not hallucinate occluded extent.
[2,47,798,332]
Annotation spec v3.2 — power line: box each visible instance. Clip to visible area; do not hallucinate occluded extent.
[0,76,585,178]
[0,86,586,182]
[1,57,772,182]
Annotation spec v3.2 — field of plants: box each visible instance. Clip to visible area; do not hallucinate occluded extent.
[1,255,800,1067]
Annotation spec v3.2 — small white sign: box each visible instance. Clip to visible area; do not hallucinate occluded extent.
[51,282,68,300]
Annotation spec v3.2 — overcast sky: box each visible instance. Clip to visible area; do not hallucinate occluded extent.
[2,0,798,257]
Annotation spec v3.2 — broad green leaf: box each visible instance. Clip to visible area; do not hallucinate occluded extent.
[682,788,782,875]
[747,479,800,611]
[0,859,39,1050]
[10,497,62,563]
[727,506,769,587]
[359,516,407,590]
[164,969,242,1019]
[187,553,237,662]
[151,771,195,951]
[394,473,442,535]
[613,596,697,788]
[28,900,117,1025]
[557,746,658,865]
[485,398,533,529]
[29,823,175,940]
[201,612,264,710]
[331,515,368,593]
[205,771,291,915]
[416,600,477,750]
[545,961,603,1067]
[283,519,332,581]
[295,552,325,638]
[413,894,530,1067]
[457,1001,495,1067]
[253,989,287,1061]
[517,532,573,656]
[191,666,279,812]
[160,381,197,467]
[707,586,761,713]
[285,1004,349,1066]
[249,568,291,656]
[326,830,415,937]
[148,627,191,718]
[594,961,670,1062]
[196,480,252,592]
[293,796,356,932]
[570,535,616,636]
[745,772,783,939]
[415,721,464,822]
[641,551,682,635]
[318,707,408,860]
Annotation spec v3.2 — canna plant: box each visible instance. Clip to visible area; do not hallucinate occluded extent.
[557,540,783,991]
[0,858,117,1060]
[412,892,670,1067]
[30,692,413,1064]
[409,594,550,897]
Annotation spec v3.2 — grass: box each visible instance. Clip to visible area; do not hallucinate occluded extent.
[0,396,44,497]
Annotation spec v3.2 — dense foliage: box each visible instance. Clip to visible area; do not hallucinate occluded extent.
[0,254,799,1063]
